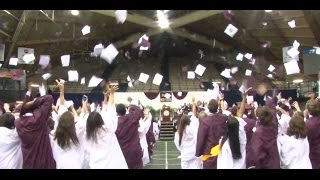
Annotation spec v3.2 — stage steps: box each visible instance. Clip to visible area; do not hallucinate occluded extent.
[160,121,174,141]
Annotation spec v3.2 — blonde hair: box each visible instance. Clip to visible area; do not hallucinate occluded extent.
[198,111,208,122]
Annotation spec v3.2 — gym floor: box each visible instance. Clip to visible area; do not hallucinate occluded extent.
[145,141,181,169]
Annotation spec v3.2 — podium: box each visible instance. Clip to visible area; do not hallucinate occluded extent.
[161,105,171,122]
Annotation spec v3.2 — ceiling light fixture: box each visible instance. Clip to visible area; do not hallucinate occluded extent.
[157,10,170,29]
[293,79,303,83]
[70,10,79,16]
[265,10,273,13]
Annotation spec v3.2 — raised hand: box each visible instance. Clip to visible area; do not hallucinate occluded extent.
[28,82,37,92]
[244,87,253,95]
[55,79,64,90]
[192,96,195,103]
[276,92,282,100]
[108,85,119,94]
[292,101,301,112]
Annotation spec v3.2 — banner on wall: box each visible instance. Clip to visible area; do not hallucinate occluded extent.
[0,44,5,62]
[18,47,35,64]
[282,46,299,63]
[160,91,172,102]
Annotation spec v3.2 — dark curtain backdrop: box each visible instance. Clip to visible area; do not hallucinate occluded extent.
[172,91,188,100]
[52,89,297,109]
[144,92,160,100]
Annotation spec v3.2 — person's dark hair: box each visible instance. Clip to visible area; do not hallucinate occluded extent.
[208,99,218,113]
[221,116,241,159]
[230,106,238,117]
[47,117,55,131]
[116,103,126,116]
[256,106,273,126]
[198,111,207,122]
[54,111,79,149]
[178,115,191,146]
[20,100,37,117]
[48,89,53,95]
[86,112,105,143]
[245,106,256,119]
[307,99,320,116]
[293,111,304,119]
[0,113,15,129]
[287,115,307,139]
[279,104,290,112]
[9,103,15,112]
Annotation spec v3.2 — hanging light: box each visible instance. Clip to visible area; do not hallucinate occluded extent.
[70,10,79,16]
[156,10,169,29]
[265,10,273,13]
[293,79,303,83]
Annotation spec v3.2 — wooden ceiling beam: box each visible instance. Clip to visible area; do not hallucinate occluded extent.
[0,29,11,38]
[91,10,157,28]
[302,10,320,46]
[264,12,290,45]
[4,10,30,67]
[91,10,228,49]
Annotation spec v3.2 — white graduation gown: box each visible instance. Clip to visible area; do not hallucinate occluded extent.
[174,115,202,169]
[278,113,291,136]
[153,122,160,141]
[83,107,128,169]
[138,113,152,166]
[278,135,312,169]
[51,114,87,169]
[217,117,247,169]
[0,127,23,169]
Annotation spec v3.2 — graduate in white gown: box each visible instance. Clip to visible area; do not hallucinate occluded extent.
[174,95,202,169]
[217,87,250,169]
[217,116,246,169]
[0,113,23,169]
[50,80,87,169]
[83,84,128,169]
[153,121,160,141]
[138,108,152,166]
[174,114,202,169]
[278,112,312,169]
[277,105,291,136]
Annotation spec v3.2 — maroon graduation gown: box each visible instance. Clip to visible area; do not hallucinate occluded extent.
[115,105,144,169]
[243,117,256,167]
[15,95,56,169]
[248,123,280,169]
[196,113,228,169]
[306,116,320,169]
[146,120,155,158]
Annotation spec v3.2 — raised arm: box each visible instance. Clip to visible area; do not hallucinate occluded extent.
[24,82,36,102]
[81,98,90,114]
[108,85,118,109]
[100,84,119,132]
[192,96,196,116]
[238,87,252,117]
[32,95,54,124]
[56,79,65,105]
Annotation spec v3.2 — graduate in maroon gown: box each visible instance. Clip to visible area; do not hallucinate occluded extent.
[15,84,56,169]
[305,99,320,169]
[146,118,156,159]
[196,99,228,169]
[248,106,280,169]
[243,105,257,167]
[115,103,144,169]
